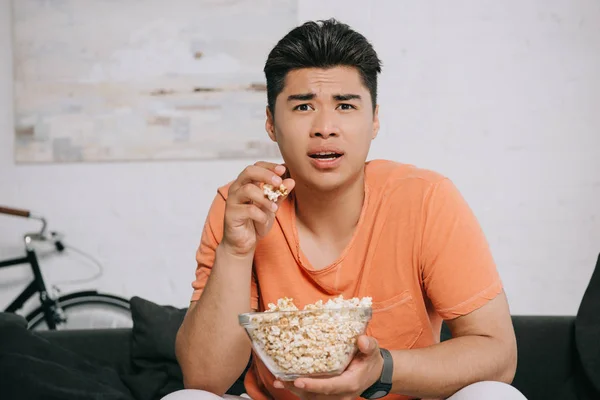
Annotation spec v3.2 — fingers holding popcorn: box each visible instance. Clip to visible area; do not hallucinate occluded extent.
[231,163,283,192]
[254,162,295,205]
[236,181,280,212]
[222,162,295,256]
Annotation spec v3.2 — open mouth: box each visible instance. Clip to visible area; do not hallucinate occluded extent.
[308,152,343,160]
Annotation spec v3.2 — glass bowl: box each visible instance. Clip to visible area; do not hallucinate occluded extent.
[239,307,372,381]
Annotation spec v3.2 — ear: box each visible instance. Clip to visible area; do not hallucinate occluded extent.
[372,104,380,140]
[265,106,277,142]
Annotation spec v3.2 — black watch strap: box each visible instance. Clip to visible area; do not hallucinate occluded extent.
[380,348,393,384]
[360,348,393,399]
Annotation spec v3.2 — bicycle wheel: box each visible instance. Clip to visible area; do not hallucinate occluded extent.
[26,291,133,330]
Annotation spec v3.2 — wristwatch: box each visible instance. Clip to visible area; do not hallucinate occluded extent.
[360,348,393,399]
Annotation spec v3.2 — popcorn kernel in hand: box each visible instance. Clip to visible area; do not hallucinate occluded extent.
[263,183,289,202]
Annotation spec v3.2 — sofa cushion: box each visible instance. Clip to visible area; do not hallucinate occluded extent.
[121,296,187,400]
[0,312,134,400]
[129,296,187,372]
[124,296,248,399]
[575,252,600,396]
[40,328,132,372]
[512,316,577,400]
[0,311,28,328]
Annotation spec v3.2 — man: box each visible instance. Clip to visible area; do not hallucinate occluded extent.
[168,19,527,400]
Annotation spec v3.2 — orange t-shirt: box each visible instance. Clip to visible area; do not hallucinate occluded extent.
[191,160,503,400]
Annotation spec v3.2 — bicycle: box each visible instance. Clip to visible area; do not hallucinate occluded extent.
[0,205,133,330]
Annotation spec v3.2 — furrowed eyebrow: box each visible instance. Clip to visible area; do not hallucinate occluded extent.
[333,94,361,101]
[286,93,362,102]
[287,93,315,101]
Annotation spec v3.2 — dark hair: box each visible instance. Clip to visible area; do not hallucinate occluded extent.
[264,18,382,114]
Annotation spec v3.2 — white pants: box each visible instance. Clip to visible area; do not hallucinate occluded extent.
[161,381,527,400]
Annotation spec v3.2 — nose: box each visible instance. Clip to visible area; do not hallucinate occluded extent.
[310,109,340,139]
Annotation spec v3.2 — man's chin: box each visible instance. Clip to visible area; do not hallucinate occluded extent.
[304,171,356,193]
[286,161,363,194]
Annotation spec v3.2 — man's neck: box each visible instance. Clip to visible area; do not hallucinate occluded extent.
[293,172,365,240]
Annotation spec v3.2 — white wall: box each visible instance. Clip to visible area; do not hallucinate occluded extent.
[1,0,599,316]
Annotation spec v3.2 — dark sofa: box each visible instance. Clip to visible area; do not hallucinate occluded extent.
[1,252,599,400]
[38,315,577,400]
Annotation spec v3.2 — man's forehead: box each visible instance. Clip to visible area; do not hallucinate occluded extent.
[282,67,366,94]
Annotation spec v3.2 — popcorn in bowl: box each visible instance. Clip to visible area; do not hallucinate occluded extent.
[238,295,372,381]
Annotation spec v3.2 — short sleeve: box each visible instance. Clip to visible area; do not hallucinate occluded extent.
[191,190,259,310]
[420,178,503,320]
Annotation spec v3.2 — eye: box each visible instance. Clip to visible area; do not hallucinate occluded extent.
[293,104,314,111]
[337,103,356,111]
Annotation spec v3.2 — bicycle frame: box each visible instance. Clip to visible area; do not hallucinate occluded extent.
[0,249,59,329]
[0,206,60,329]
[1,205,133,331]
